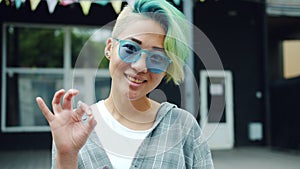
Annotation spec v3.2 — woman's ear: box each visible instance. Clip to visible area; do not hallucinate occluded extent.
[104,38,113,60]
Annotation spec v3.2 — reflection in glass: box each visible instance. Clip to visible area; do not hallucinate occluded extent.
[6,74,63,127]
[95,77,111,101]
[207,77,226,123]
[71,28,111,69]
[6,26,64,68]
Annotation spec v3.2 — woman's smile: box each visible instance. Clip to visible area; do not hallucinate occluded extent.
[126,74,146,83]
[125,73,147,86]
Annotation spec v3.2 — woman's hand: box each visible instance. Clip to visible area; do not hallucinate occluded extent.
[36,89,97,156]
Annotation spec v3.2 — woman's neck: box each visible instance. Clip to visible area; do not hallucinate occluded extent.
[104,95,159,130]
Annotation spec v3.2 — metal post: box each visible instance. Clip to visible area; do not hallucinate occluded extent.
[183,0,195,115]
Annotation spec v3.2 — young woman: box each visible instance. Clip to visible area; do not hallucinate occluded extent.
[36,0,214,168]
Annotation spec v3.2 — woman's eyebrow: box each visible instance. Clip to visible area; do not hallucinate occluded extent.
[153,46,165,51]
[129,37,165,51]
[129,37,142,45]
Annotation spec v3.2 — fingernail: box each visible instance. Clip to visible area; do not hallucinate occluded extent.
[71,89,79,93]
[86,108,93,116]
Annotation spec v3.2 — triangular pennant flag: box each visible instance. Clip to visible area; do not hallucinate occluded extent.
[80,0,92,15]
[60,0,76,6]
[15,0,23,9]
[111,0,122,14]
[173,0,180,5]
[94,0,109,6]
[46,0,58,13]
[30,0,41,11]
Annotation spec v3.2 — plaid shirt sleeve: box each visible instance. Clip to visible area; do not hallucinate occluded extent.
[191,122,214,169]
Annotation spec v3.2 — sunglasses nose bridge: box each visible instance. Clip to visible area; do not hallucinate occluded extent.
[140,49,150,57]
[130,50,148,73]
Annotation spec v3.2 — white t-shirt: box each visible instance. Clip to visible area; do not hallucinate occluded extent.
[94,100,154,169]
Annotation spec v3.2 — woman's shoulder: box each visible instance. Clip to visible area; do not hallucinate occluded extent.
[156,102,199,128]
[153,102,203,142]
[159,102,197,119]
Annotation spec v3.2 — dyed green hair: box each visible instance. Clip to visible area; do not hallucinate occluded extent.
[112,0,190,85]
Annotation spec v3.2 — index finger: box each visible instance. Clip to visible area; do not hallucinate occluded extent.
[36,97,54,123]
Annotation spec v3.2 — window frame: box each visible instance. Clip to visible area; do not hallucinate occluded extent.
[1,22,111,132]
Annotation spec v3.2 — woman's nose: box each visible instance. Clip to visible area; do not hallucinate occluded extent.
[131,53,148,73]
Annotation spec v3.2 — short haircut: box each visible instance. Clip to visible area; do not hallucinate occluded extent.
[112,0,190,85]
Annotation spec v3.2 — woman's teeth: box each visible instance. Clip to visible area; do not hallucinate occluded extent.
[128,76,144,83]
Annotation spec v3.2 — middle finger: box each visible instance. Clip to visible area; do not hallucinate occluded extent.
[62,89,79,110]
[52,89,65,113]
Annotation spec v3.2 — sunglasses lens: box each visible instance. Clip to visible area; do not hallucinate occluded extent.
[147,53,170,74]
[119,41,140,62]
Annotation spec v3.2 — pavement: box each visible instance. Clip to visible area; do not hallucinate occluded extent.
[212,146,300,169]
[0,146,299,169]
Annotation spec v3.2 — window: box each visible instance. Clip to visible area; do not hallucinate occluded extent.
[1,23,111,132]
[283,40,300,79]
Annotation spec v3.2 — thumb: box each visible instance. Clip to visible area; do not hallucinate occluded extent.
[86,115,97,133]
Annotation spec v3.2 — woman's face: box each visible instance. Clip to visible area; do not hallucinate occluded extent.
[106,18,167,101]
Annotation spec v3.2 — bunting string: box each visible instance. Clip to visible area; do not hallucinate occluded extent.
[2,0,182,15]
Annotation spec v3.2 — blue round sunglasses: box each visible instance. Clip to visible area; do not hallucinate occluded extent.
[114,38,172,74]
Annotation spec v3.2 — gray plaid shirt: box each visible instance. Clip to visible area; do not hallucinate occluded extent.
[51,102,214,169]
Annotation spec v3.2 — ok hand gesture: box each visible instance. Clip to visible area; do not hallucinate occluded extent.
[36,89,97,156]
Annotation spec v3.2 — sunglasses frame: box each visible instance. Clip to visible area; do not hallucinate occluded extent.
[113,38,172,74]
